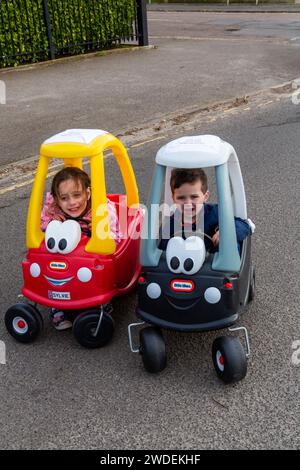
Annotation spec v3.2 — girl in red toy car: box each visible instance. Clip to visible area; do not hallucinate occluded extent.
[41,166,122,330]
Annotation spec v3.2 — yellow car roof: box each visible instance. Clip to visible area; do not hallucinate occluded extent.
[40,129,111,158]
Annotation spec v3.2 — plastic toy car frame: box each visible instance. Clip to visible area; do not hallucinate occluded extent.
[5,129,143,348]
[128,135,255,383]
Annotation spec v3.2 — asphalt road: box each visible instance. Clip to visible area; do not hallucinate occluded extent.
[148,10,300,40]
[1,11,300,165]
[0,95,299,450]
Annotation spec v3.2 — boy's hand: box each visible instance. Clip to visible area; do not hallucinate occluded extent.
[212,230,220,247]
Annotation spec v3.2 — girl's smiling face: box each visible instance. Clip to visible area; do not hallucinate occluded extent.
[172,180,209,223]
[56,178,91,218]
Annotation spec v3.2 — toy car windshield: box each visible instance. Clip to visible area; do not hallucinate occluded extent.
[142,134,252,272]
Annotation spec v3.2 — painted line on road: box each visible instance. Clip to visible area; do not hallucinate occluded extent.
[257,100,274,107]
[130,136,166,148]
[223,108,238,113]
[0,173,50,196]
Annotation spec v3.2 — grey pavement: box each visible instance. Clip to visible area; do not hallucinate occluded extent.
[147,2,300,13]
[0,8,299,450]
[148,9,300,40]
[0,95,299,450]
[1,10,300,166]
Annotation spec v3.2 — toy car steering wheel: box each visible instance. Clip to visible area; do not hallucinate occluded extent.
[173,230,214,243]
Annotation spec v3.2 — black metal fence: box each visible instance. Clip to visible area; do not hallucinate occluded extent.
[0,0,148,68]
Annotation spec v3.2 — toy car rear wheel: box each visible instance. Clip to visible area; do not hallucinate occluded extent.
[5,303,43,343]
[248,266,256,303]
[139,327,166,373]
[73,310,114,349]
[212,336,247,384]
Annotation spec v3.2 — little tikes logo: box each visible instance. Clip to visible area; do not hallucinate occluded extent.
[171,279,195,292]
[49,261,68,271]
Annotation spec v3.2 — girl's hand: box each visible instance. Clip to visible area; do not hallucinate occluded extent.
[212,230,220,247]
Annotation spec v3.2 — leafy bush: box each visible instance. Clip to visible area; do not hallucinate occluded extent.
[0,0,136,67]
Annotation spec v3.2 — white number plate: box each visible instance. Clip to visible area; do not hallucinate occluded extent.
[48,291,71,300]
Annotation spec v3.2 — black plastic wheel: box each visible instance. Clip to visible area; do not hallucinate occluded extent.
[212,336,247,384]
[139,327,166,373]
[248,266,256,303]
[73,310,114,349]
[5,303,43,343]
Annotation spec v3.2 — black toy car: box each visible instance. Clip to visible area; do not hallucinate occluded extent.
[128,135,255,384]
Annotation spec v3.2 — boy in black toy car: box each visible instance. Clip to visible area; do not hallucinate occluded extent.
[159,168,250,253]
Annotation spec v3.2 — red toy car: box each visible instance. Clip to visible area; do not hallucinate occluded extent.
[5,129,143,348]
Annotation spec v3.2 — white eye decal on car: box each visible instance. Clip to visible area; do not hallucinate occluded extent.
[45,220,62,254]
[166,236,206,275]
[166,237,185,274]
[45,220,82,254]
[182,237,206,275]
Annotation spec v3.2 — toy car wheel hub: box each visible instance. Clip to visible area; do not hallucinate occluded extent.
[216,350,225,372]
[13,317,29,334]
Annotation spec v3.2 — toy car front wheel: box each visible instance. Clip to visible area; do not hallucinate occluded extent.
[73,310,114,349]
[212,336,247,384]
[5,303,43,343]
[139,327,166,373]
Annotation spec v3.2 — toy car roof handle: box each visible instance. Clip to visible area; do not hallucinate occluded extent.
[27,130,140,256]
[173,230,214,243]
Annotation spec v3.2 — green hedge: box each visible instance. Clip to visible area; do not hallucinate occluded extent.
[0,0,137,68]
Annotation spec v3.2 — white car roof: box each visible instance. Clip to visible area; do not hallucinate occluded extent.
[156,135,233,168]
[43,129,108,145]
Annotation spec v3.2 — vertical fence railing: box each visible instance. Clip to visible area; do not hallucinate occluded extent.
[137,0,149,47]
[42,0,55,60]
[0,0,149,68]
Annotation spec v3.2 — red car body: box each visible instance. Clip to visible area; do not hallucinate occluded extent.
[22,195,143,311]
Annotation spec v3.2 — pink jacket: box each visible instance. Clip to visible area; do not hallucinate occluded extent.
[41,192,122,243]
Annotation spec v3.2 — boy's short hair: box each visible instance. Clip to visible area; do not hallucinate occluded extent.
[170,168,208,194]
[51,167,91,199]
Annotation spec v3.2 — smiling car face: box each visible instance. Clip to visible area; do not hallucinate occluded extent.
[42,221,94,290]
[140,237,206,312]
[43,275,74,287]
[22,235,106,306]
[22,220,99,304]
[140,236,206,311]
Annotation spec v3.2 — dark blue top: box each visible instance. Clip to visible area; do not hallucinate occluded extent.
[158,203,250,252]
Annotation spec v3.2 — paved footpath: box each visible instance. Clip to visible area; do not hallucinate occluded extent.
[0,7,300,170]
[147,2,300,13]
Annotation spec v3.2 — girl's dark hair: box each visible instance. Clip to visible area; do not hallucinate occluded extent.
[51,167,91,199]
[170,168,208,194]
